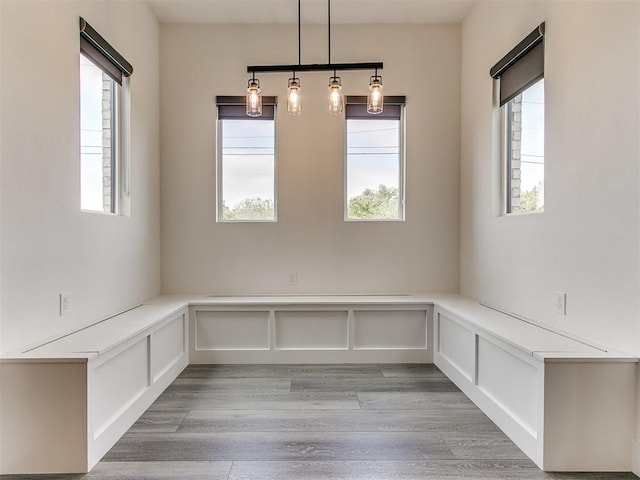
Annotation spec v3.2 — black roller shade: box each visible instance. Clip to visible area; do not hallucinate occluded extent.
[491,23,545,106]
[217,96,277,120]
[80,17,133,85]
[345,96,406,120]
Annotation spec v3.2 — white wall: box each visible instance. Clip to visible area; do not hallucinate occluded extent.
[0,1,4,356]
[460,1,640,355]
[0,1,161,353]
[160,24,461,295]
[636,3,640,473]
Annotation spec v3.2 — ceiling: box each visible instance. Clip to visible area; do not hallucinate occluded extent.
[147,0,477,25]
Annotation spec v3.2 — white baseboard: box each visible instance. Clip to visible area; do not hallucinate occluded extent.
[632,439,640,476]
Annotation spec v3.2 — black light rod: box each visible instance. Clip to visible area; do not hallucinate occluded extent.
[247,62,383,74]
[297,0,301,66]
[327,0,331,64]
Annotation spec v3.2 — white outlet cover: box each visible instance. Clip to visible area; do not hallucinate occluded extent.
[553,291,566,315]
[60,292,71,316]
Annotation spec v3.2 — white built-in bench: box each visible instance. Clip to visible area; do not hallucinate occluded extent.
[0,303,189,474]
[0,294,636,474]
[432,297,637,472]
[183,294,435,364]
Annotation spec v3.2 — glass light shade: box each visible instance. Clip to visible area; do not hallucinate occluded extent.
[287,77,302,115]
[328,77,344,115]
[367,76,384,114]
[246,78,262,117]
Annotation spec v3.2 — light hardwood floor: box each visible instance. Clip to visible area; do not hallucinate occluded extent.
[2,364,638,479]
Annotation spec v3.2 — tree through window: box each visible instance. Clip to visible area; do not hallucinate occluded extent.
[345,96,405,221]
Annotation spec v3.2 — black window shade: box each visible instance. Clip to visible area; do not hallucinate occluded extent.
[345,96,406,120]
[490,23,545,106]
[216,96,277,120]
[79,17,133,85]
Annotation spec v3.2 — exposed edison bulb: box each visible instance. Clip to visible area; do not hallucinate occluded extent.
[367,75,384,114]
[328,76,344,115]
[287,77,302,115]
[246,78,262,117]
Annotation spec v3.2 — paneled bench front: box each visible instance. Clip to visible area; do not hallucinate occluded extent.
[184,295,434,364]
[0,304,188,474]
[432,297,637,472]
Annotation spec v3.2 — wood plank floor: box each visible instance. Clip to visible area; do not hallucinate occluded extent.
[2,364,638,480]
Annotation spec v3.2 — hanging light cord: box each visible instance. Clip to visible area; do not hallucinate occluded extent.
[327,0,331,64]
[247,0,382,75]
[248,0,381,76]
[297,0,301,66]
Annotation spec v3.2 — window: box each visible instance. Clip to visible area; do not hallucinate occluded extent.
[217,97,277,222]
[345,96,406,221]
[491,22,545,214]
[504,79,544,213]
[79,17,132,214]
[80,54,118,212]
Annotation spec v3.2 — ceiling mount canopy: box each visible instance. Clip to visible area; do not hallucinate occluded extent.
[245,0,384,117]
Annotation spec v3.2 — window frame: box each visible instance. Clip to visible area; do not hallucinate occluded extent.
[504,98,514,214]
[216,100,278,223]
[501,78,545,215]
[79,17,132,216]
[344,99,406,222]
[80,53,128,214]
[491,22,545,216]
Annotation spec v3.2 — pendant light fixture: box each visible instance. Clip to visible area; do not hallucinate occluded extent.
[246,72,262,117]
[328,73,343,114]
[326,1,343,115]
[246,0,384,117]
[367,68,384,114]
[286,0,302,115]
[287,75,302,115]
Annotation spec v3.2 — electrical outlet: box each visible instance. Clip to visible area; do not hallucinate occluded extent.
[288,272,298,286]
[60,292,71,316]
[553,291,566,316]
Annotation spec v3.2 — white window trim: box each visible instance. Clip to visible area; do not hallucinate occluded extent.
[500,81,545,217]
[500,102,510,216]
[80,57,130,217]
[216,115,278,223]
[119,76,132,216]
[343,108,406,222]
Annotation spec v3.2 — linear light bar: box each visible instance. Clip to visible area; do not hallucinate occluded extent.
[247,62,383,74]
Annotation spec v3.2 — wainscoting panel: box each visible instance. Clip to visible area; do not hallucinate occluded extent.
[436,312,475,382]
[275,311,349,350]
[353,310,427,350]
[151,313,186,382]
[190,303,432,363]
[476,337,539,437]
[195,311,270,351]
[93,338,149,439]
